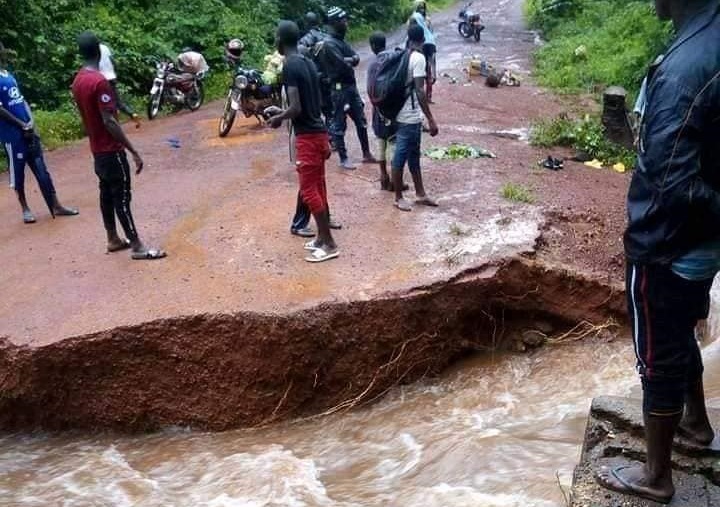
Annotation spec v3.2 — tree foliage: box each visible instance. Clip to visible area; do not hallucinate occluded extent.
[0,0,413,109]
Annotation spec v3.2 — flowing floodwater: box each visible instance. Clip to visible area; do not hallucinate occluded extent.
[5,286,720,507]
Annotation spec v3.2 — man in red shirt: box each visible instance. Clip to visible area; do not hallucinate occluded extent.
[71,32,165,260]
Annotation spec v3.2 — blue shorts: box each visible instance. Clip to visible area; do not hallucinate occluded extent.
[392,122,423,175]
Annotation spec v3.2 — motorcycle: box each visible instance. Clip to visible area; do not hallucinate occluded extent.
[218,64,283,137]
[458,1,485,42]
[147,61,206,120]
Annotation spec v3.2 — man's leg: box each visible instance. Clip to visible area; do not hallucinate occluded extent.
[291,191,314,237]
[392,124,412,211]
[347,88,375,163]
[26,138,78,217]
[679,278,716,445]
[331,88,353,169]
[596,264,706,504]
[108,152,141,247]
[6,140,37,223]
[378,137,391,190]
[407,123,437,207]
[94,155,125,250]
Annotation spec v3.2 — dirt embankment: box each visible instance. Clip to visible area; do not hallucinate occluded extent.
[0,259,624,433]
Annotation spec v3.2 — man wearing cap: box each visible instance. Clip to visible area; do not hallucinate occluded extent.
[0,42,78,223]
[71,32,166,260]
[320,6,377,170]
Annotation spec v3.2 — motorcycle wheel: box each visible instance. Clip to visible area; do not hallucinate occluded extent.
[147,91,162,120]
[218,93,236,138]
[458,22,472,39]
[474,27,482,42]
[186,82,204,111]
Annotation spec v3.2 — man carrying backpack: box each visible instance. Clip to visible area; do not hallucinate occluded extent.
[321,6,377,170]
[370,24,438,211]
[299,12,333,129]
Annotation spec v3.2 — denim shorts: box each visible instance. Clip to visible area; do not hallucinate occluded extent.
[391,122,422,175]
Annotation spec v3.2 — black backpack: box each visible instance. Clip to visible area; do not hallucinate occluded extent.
[367,49,412,121]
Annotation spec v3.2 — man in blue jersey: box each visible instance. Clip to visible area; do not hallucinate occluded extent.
[0,42,77,223]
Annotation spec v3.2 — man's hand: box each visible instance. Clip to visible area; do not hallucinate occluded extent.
[428,119,439,137]
[132,151,144,174]
[21,123,34,139]
[267,115,284,129]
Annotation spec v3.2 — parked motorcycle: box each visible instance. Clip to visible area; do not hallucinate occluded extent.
[218,65,282,137]
[458,1,485,42]
[147,61,206,120]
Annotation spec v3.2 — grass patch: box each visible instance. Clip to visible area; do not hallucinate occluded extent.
[501,183,535,204]
[449,223,471,237]
[530,114,636,167]
[526,0,671,98]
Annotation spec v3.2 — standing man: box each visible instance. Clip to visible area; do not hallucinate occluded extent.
[321,6,377,170]
[409,0,437,103]
[0,42,78,223]
[299,12,333,130]
[268,21,339,263]
[72,32,166,260]
[596,0,720,504]
[392,25,439,212]
[98,42,140,127]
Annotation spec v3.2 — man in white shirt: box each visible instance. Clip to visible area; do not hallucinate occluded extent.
[99,43,139,125]
[392,24,439,212]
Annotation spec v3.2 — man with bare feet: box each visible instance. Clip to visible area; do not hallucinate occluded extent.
[72,32,166,260]
[268,21,338,263]
[596,0,720,503]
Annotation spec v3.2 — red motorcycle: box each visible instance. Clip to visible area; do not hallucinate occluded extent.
[147,61,205,120]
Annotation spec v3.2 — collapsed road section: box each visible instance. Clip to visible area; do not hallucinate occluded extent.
[0,258,625,433]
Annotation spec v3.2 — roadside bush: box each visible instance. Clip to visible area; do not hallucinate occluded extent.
[527,0,671,97]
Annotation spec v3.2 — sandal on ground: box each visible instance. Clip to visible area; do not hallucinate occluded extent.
[107,239,132,253]
[131,249,167,261]
[291,227,316,238]
[22,210,36,224]
[340,159,357,170]
[329,219,343,230]
[305,246,339,263]
[304,239,323,251]
[395,199,413,212]
[595,465,673,505]
[415,196,439,207]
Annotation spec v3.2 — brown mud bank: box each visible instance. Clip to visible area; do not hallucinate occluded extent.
[0,258,625,433]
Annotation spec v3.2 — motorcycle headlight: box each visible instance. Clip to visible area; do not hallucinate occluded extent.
[234,75,248,89]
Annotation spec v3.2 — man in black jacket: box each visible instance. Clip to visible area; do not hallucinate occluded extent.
[596,0,720,504]
[321,6,376,170]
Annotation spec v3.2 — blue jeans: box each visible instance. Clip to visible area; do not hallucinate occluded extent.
[392,123,423,176]
[4,134,57,197]
[330,84,370,161]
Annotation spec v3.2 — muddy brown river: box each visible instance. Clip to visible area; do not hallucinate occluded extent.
[4,280,720,506]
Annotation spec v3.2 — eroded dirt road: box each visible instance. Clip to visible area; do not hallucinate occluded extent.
[0,1,627,347]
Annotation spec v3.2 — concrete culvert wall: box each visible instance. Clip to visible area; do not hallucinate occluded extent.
[0,259,625,433]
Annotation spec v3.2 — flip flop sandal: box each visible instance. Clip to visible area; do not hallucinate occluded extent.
[305,247,339,263]
[131,249,167,261]
[415,197,439,207]
[291,227,316,238]
[55,207,79,217]
[329,220,343,230]
[304,239,323,251]
[107,239,132,253]
[23,211,36,224]
[395,199,412,212]
[597,466,673,505]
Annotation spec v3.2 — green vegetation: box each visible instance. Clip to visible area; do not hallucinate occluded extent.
[525,0,671,97]
[0,0,449,166]
[501,183,535,204]
[530,114,636,168]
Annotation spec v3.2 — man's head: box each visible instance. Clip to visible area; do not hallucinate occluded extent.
[276,20,300,56]
[327,6,349,37]
[407,23,425,50]
[415,0,427,16]
[369,31,386,55]
[77,31,101,64]
[305,12,320,29]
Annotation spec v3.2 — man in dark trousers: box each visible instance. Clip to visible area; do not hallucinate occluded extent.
[72,32,166,260]
[0,42,78,223]
[321,6,376,170]
[268,21,338,263]
[596,0,720,504]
